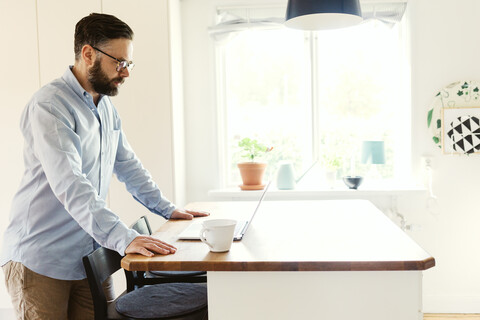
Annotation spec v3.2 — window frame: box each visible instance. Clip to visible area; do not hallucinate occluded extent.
[214,18,412,188]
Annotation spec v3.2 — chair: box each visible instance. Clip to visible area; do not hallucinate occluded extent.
[83,246,208,320]
[126,216,207,291]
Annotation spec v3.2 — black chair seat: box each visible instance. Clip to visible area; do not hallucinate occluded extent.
[83,246,208,320]
[115,283,207,319]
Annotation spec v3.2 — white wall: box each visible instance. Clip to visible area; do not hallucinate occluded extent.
[104,0,183,230]
[0,0,43,312]
[181,0,480,313]
[182,0,223,201]
[2,0,480,315]
[406,0,480,312]
[0,0,183,315]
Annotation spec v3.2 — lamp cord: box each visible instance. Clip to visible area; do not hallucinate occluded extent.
[425,162,439,215]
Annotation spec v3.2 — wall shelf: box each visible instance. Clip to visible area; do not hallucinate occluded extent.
[208,184,427,201]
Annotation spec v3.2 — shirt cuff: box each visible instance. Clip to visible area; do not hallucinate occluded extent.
[156,204,176,219]
[107,222,139,256]
[132,196,176,219]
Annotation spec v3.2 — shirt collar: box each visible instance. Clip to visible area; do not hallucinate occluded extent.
[62,66,106,104]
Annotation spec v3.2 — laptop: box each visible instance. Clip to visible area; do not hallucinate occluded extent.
[178,181,271,241]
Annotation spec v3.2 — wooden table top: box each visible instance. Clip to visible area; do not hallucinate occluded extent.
[121,200,435,272]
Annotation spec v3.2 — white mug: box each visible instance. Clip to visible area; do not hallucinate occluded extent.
[199,219,237,252]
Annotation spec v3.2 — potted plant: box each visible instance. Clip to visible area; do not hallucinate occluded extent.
[237,138,273,190]
[321,154,342,189]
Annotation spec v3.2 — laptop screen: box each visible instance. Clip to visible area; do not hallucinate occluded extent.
[239,180,271,237]
[177,181,271,241]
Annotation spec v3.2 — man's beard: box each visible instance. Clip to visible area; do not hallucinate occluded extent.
[88,59,124,96]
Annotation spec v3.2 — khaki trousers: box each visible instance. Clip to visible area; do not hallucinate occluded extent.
[3,261,115,320]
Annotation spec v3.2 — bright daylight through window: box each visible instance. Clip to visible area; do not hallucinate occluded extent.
[214,6,410,188]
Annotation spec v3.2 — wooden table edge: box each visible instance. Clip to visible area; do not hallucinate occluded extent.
[121,256,435,272]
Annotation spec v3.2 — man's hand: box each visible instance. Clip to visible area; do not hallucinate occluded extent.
[125,235,177,257]
[170,209,210,220]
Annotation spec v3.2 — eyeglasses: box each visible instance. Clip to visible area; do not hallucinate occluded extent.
[91,46,134,72]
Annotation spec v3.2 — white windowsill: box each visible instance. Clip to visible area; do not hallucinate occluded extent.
[208,182,426,201]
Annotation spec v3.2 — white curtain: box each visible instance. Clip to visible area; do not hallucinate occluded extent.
[209,2,407,41]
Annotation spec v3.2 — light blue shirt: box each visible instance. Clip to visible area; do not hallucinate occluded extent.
[1,67,176,280]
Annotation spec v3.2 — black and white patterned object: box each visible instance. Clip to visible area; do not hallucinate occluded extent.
[446,115,480,154]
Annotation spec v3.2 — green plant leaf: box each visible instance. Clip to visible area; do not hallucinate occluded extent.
[238,137,271,162]
[458,90,464,96]
[432,136,440,144]
[427,109,434,127]
[437,119,441,129]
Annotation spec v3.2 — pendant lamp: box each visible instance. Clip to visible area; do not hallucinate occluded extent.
[285,0,363,30]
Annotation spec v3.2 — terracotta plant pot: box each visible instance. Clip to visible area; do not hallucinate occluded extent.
[237,162,267,190]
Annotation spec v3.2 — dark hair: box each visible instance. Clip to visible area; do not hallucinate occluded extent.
[74,13,134,60]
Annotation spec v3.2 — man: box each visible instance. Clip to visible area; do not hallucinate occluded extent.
[1,13,208,319]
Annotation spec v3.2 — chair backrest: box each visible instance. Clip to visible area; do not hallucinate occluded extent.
[126,215,153,292]
[130,215,152,235]
[83,247,122,320]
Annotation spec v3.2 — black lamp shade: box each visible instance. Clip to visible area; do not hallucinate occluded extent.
[285,0,362,30]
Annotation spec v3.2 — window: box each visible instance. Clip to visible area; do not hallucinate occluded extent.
[214,5,410,188]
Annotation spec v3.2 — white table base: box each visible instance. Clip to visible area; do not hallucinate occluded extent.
[207,271,422,320]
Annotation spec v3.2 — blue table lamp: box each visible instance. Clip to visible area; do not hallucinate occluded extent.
[361,141,385,180]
